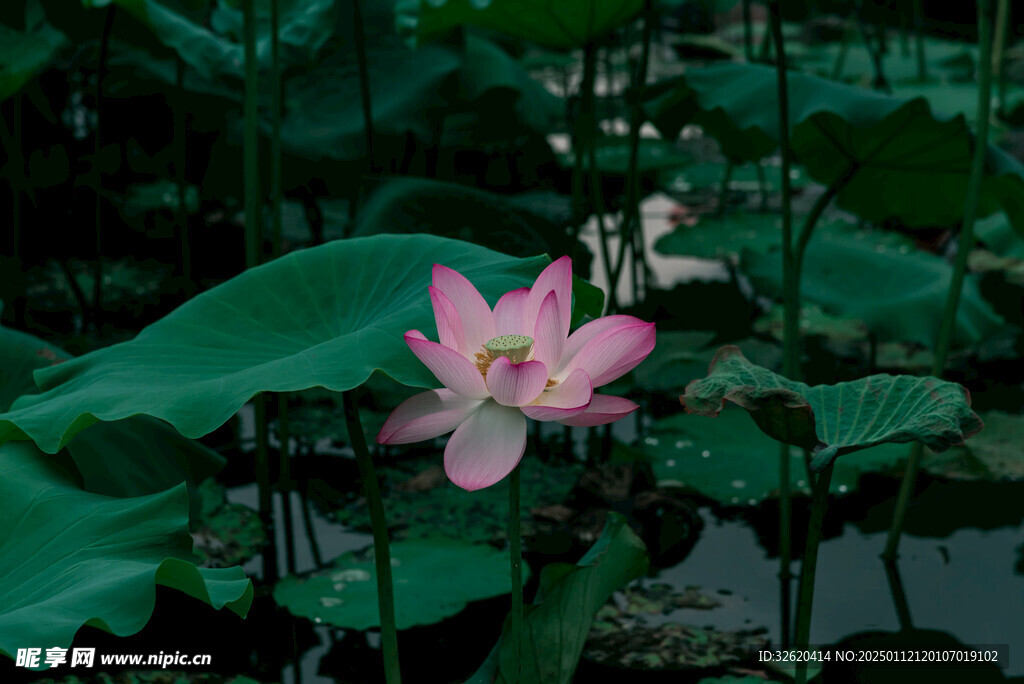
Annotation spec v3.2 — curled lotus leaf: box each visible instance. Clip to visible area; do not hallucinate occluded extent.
[681,346,983,471]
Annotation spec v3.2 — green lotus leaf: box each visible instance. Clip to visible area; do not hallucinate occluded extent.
[0,317,224,503]
[754,304,869,345]
[400,0,644,51]
[469,512,648,684]
[0,235,601,453]
[0,441,252,661]
[742,223,1005,346]
[274,537,523,630]
[622,407,908,505]
[681,346,983,471]
[645,63,1024,234]
[0,0,67,102]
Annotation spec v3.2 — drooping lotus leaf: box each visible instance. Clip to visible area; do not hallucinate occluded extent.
[399,0,644,51]
[0,441,252,660]
[681,346,983,471]
[274,537,522,630]
[645,63,1024,235]
[278,35,459,162]
[0,0,68,102]
[469,513,648,684]
[742,223,1005,346]
[0,235,602,453]
[623,408,908,504]
[0,317,224,502]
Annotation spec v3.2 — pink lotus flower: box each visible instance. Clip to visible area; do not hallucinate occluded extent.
[377,257,656,491]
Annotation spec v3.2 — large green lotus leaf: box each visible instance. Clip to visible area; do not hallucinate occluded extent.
[399,0,644,51]
[0,316,69,413]
[0,318,224,501]
[276,35,458,161]
[682,346,983,471]
[0,441,252,660]
[0,0,68,102]
[742,223,1005,346]
[0,235,601,453]
[645,63,1024,234]
[470,513,648,684]
[274,537,522,630]
[623,408,908,505]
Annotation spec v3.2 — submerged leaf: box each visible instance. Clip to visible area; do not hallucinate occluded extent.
[681,346,983,471]
[0,442,252,661]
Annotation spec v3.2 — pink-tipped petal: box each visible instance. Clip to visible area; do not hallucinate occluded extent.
[524,256,572,339]
[521,368,592,422]
[557,394,638,427]
[445,400,527,491]
[559,321,656,387]
[405,331,489,399]
[558,315,647,372]
[493,287,529,336]
[486,357,548,407]
[429,286,468,356]
[433,264,496,352]
[532,291,564,371]
[377,389,484,444]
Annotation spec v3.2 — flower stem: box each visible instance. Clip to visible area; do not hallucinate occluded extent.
[342,391,401,684]
[508,461,524,683]
[270,0,283,259]
[243,0,260,270]
[352,0,375,172]
[883,0,995,562]
[610,0,653,302]
[768,1,794,649]
[794,463,834,684]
